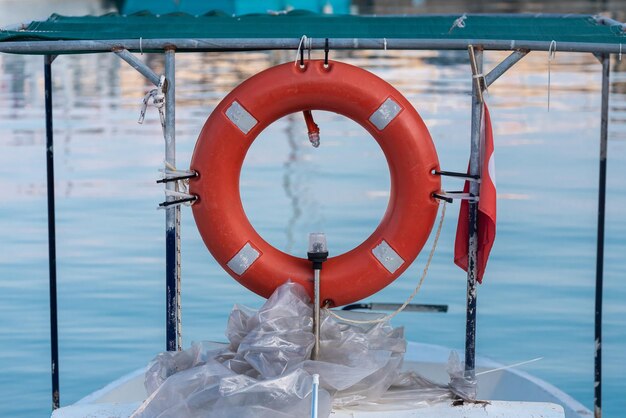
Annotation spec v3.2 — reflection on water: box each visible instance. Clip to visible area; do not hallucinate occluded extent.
[1,3,626,418]
[4,47,625,417]
[282,114,304,254]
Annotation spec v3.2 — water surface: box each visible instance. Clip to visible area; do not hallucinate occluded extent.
[1,5,626,418]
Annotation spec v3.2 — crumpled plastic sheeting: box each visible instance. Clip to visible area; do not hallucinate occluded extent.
[132,282,470,418]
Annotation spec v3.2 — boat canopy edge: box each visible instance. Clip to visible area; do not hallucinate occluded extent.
[0,12,624,55]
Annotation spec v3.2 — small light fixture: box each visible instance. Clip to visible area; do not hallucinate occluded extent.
[307,232,328,270]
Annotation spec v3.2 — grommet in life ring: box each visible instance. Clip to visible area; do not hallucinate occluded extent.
[189,60,440,307]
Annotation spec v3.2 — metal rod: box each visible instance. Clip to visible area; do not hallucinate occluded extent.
[156,173,197,183]
[485,49,529,87]
[44,54,60,411]
[432,193,454,204]
[158,196,197,207]
[164,48,181,351]
[594,53,610,418]
[1,38,625,55]
[313,269,321,360]
[594,15,626,31]
[341,303,448,313]
[113,48,161,86]
[433,170,480,180]
[465,47,483,390]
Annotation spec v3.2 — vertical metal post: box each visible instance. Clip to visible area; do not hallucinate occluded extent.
[164,48,181,351]
[465,47,483,386]
[44,54,60,410]
[594,53,609,418]
[313,269,321,360]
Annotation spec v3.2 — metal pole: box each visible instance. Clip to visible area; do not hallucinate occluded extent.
[594,53,610,418]
[313,269,320,360]
[44,54,60,410]
[484,49,528,87]
[1,38,625,55]
[164,48,181,351]
[465,46,483,389]
[113,49,161,86]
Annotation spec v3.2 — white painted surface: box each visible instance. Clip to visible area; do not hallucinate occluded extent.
[53,401,564,418]
[52,342,589,418]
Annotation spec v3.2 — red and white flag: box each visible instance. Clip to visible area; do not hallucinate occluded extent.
[454,103,496,283]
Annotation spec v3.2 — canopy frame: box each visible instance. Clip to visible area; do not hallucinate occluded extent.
[15,15,618,415]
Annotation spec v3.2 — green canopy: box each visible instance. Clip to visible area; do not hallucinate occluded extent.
[0,12,624,54]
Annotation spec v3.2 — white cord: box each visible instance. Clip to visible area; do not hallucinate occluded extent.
[472,72,489,97]
[164,189,195,199]
[295,35,311,67]
[449,14,467,33]
[159,161,195,207]
[475,357,543,376]
[324,201,447,324]
[138,75,166,133]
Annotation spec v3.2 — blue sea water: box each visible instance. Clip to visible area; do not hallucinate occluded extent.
[1,14,626,418]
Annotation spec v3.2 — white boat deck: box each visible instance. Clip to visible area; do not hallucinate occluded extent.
[51,342,592,418]
[53,400,565,418]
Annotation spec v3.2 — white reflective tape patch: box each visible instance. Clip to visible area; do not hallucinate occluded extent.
[227,243,260,275]
[369,98,402,130]
[372,240,404,274]
[225,101,257,134]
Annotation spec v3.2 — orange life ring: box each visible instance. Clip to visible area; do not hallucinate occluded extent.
[190,60,440,307]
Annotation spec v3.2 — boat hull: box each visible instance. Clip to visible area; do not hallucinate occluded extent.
[51,342,591,418]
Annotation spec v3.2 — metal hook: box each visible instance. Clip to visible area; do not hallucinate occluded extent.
[548,40,557,111]
[307,36,312,62]
[548,40,557,61]
[324,38,329,67]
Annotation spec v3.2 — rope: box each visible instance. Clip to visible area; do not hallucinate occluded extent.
[159,161,196,208]
[619,43,622,61]
[548,40,557,111]
[294,35,311,67]
[475,357,543,377]
[472,72,488,97]
[324,201,447,324]
[449,14,467,33]
[138,75,166,133]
